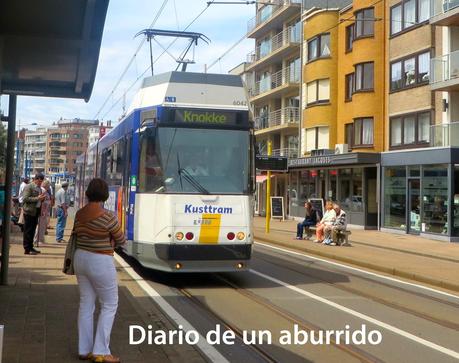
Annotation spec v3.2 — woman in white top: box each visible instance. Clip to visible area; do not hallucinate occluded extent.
[314,201,336,243]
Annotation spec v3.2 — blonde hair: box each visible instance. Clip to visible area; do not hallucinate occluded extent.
[42,180,50,188]
[325,201,334,210]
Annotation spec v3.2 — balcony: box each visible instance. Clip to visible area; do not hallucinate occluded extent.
[430,50,459,91]
[431,122,459,147]
[246,26,300,71]
[255,107,299,133]
[430,0,459,25]
[247,0,301,39]
[249,66,300,102]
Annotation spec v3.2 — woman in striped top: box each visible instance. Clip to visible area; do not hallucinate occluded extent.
[73,178,125,363]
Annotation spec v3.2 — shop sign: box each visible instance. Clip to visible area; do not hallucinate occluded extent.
[288,156,332,168]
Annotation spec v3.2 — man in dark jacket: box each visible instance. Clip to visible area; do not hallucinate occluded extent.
[22,173,46,254]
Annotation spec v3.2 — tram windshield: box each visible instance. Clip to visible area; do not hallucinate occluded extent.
[139,127,251,194]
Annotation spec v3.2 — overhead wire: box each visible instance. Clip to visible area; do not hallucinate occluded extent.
[93,0,169,120]
[100,1,216,121]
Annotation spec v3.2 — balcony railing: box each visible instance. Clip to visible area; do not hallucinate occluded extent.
[430,50,459,85]
[247,0,301,33]
[255,107,299,130]
[249,65,300,97]
[431,122,459,147]
[247,26,300,64]
[431,0,459,17]
[272,147,298,158]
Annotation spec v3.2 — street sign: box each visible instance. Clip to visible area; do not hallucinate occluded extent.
[255,155,287,172]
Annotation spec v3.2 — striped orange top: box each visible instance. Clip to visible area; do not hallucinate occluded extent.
[74,205,125,255]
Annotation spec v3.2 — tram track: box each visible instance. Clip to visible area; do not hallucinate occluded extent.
[176,274,385,363]
[253,251,459,331]
[177,287,279,363]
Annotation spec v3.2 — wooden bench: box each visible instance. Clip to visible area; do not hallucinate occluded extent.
[335,230,352,246]
[303,226,316,239]
[303,226,351,246]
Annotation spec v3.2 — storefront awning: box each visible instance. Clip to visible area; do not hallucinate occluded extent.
[288,152,381,169]
[256,175,275,183]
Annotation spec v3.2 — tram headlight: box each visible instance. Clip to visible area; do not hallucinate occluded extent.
[227,232,235,241]
[236,263,244,269]
[175,263,182,270]
[236,232,245,240]
[185,232,194,241]
[175,232,184,241]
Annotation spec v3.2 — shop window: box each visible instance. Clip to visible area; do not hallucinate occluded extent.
[338,168,363,212]
[355,8,374,38]
[383,167,407,229]
[390,0,430,36]
[306,79,330,106]
[355,62,374,91]
[422,165,448,234]
[353,118,374,147]
[453,166,459,236]
[307,33,330,62]
[389,111,431,148]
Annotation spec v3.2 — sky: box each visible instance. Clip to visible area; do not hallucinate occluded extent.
[1,0,255,129]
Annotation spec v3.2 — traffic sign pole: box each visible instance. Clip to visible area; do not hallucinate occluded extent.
[265,140,272,233]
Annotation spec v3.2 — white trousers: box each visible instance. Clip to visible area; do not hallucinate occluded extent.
[74,249,118,355]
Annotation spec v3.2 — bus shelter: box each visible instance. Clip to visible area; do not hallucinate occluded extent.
[0,0,110,284]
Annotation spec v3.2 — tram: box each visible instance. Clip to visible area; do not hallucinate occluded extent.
[75,71,255,272]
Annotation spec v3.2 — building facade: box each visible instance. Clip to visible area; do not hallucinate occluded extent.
[246,0,302,216]
[290,0,381,229]
[45,118,98,182]
[379,0,459,241]
[23,128,47,177]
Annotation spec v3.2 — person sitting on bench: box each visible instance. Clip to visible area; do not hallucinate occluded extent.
[295,202,321,240]
[323,203,347,245]
[314,201,336,243]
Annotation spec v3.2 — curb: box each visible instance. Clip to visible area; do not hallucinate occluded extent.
[254,235,459,294]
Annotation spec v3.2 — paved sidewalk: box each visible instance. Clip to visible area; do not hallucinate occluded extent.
[253,217,459,293]
[0,220,205,363]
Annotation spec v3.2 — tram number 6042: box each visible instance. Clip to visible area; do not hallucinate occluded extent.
[233,100,247,106]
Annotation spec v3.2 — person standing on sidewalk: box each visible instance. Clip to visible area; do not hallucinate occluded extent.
[34,179,52,245]
[73,178,125,363]
[22,174,46,255]
[55,181,70,243]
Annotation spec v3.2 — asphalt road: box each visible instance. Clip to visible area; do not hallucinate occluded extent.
[119,242,459,363]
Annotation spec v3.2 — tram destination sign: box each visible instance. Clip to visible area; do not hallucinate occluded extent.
[256,156,288,172]
[172,108,244,127]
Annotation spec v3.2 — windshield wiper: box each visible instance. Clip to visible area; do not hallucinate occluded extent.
[176,153,183,191]
[179,167,210,195]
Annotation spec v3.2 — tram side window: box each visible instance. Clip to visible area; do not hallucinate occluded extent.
[139,130,163,193]
[103,139,125,186]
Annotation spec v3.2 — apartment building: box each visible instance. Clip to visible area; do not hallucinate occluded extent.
[289,0,381,228]
[45,118,97,181]
[23,128,47,177]
[377,0,459,241]
[246,0,302,215]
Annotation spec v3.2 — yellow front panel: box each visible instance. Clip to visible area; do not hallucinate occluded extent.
[199,213,221,244]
